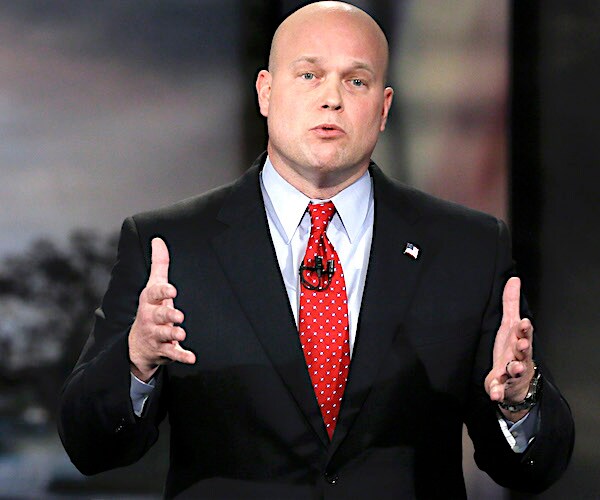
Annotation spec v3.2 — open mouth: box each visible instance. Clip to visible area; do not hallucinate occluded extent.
[312,124,345,136]
[317,124,342,131]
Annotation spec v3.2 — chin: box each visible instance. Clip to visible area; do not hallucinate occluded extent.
[306,148,348,170]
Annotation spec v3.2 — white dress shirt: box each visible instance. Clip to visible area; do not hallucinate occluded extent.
[260,156,373,356]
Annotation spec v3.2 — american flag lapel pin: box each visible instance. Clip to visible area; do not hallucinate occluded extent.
[404,242,420,260]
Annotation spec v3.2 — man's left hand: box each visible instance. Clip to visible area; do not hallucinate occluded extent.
[485,277,535,422]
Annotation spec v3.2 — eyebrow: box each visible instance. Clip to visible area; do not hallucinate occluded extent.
[290,56,376,77]
[290,56,322,66]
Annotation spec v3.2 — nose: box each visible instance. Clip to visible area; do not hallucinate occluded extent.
[320,80,343,111]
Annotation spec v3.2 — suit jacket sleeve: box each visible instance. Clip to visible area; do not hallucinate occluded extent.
[465,219,574,493]
[58,216,166,475]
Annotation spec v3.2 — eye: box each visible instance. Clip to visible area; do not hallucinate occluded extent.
[301,72,315,80]
[351,78,365,87]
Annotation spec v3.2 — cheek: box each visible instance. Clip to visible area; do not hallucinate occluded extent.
[267,95,293,125]
[368,105,388,133]
[274,104,308,137]
[270,87,297,110]
[356,110,383,137]
[268,109,290,136]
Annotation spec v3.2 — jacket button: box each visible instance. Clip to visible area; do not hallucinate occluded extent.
[114,418,126,433]
[324,472,339,484]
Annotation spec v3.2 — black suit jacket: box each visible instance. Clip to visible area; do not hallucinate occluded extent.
[59,154,574,498]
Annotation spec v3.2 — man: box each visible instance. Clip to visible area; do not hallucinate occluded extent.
[58,2,574,498]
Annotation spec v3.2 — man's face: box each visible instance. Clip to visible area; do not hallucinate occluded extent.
[256,10,393,191]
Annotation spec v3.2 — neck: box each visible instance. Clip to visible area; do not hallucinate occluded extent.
[267,152,369,199]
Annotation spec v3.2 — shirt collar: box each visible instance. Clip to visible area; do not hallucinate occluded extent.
[261,156,372,244]
[329,168,372,243]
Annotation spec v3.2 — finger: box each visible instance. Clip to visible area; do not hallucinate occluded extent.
[516,318,533,339]
[162,342,196,365]
[501,277,521,325]
[512,336,532,362]
[516,337,530,353]
[145,283,177,304]
[148,237,170,284]
[152,305,184,325]
[485,368,508,398]
[154,325,187,343]
[506,360,526,378]
[488,377,505,401]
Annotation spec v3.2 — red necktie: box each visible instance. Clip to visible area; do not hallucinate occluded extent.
[298,201,350,440]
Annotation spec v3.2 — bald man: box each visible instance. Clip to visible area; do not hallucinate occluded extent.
[59,2,573,498]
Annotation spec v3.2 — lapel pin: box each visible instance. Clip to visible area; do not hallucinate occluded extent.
[404,242,420,260]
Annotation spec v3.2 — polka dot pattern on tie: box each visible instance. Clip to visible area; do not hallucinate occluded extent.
[298,201,350,440]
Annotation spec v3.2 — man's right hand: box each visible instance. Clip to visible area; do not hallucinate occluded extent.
[128,237,196,382]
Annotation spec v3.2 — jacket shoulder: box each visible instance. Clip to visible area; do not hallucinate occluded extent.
[373,166,503,233]
[129,159,263,231]
[131,182,233,228]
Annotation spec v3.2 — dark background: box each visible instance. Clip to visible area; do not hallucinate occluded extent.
[510,1,600,498]
[0,1,597,498]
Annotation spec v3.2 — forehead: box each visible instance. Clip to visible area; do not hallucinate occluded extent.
[273,11,387,77]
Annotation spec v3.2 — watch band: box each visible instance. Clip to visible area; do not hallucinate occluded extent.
[498,362,542,413]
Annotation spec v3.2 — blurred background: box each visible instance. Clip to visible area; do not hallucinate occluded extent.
[0,0,597,498]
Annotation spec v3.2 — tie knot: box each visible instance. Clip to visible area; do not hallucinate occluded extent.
[307,202,336,234]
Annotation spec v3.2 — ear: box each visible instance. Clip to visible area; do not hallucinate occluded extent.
[379,86,394,132]
[256,70,272,118]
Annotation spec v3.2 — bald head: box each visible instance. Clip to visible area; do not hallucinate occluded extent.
[255,0,394,198]
[269,1,389,83]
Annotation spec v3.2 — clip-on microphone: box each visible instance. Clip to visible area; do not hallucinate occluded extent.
[300,254,336,291]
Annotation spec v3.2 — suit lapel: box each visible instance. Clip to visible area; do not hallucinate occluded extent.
[329,165,427,454]
[211,156,330,446]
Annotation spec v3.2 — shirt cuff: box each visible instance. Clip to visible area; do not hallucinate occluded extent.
[497,404,540,453]
[130,372,156,417]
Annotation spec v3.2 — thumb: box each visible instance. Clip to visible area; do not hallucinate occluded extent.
[501,277,521,324]
[148,237,170,284]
